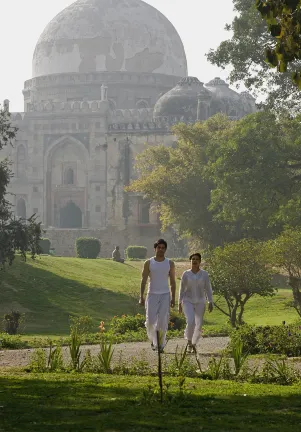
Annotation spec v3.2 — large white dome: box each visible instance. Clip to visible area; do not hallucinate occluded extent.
[32,0,187,78]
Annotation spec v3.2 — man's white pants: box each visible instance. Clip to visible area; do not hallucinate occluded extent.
[183,300,206,345]
[145,293,170,348]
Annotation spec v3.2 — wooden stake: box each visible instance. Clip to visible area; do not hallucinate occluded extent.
[156,330,163,404]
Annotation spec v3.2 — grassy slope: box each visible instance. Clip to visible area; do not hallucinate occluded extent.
[0,257,298,336]
[0,257,141,335]
[1,373,301,431]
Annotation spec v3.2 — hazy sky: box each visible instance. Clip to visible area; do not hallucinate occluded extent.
[0,0,236,112]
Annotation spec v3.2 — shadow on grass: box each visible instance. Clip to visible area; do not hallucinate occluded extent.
[1,375,301,431]
[0,260,137,335]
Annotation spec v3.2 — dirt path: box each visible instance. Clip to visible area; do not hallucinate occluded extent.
[0,337,229,369]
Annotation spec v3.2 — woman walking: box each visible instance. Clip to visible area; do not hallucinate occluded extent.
[178,253,213,353]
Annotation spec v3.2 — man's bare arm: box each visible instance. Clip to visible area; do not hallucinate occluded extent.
[169,260,176,307]
[139,260,150,305]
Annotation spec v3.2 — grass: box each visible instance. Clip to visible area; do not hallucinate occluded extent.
[0,257,298,337]
[1,373,301,431]
[0,257,141,335]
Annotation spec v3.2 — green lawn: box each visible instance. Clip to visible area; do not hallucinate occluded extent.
[0,257,298,336]
[1,373,301,431]
[0,257,141,335]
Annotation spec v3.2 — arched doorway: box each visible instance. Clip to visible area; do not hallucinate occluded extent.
[60,201,82,228]
[16,198,26,220]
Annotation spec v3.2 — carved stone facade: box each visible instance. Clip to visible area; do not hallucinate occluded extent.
[3,0,256,257]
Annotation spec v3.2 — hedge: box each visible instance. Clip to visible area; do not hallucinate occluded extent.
[126,245,147,259]
[39,238,51,254]
[75,237,101,259]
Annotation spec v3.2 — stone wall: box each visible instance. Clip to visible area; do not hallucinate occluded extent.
[45,226,180,259]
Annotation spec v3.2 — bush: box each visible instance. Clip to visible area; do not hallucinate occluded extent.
[75,237,101,259]
[39,238,51,254]
[110,311,186,335]
[126,246,147,259]
[3,310,24,335]
[230,323,301,357]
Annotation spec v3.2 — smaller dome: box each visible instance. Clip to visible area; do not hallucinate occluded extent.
[153,76,212,121]
[206,77,244,118]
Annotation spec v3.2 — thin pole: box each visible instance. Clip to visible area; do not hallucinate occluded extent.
[156,330,163,404]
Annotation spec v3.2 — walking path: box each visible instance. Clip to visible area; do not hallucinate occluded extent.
[0,337,229,369]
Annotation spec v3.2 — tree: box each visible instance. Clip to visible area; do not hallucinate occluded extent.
[127,114,244,247]
[269,228,301,317]
[256,0,301,86]
[0,107,41,269]
[206,110,301,236]
[206,239,275,326]
[128,111,301,246]
[207,0,301,111]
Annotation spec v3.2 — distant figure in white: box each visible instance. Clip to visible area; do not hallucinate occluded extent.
[112,246,124,263]
[179,253,213,353]
[139,239,176,353]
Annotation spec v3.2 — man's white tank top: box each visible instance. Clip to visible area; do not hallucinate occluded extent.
[148,257,170,295]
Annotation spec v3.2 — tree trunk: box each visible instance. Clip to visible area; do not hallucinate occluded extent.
[230,302,239,327]
[289,276,301,317]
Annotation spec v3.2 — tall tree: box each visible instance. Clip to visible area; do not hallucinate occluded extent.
[207,0,301,111]
[0,108,41,269]
[128,111,301,246]
[128,115,241,246]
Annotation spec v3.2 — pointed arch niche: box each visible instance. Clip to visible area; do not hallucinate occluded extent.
[44,136,89,228]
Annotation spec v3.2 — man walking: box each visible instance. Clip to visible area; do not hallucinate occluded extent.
[139,239,176,352]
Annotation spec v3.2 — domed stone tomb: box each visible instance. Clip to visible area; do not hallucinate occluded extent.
[32,0,187,78]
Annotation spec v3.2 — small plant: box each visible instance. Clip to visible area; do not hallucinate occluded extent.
[69,329,83,371]
[70,315,94,335]
[174,344,188,374]
[207,355,225,380]
[232,339,249,376]
[265,357,299,385]
[47,341,64,372]
[29,349,47,372]
[97,339,114,373]
[75,237,101,259]
[3,310,24,335]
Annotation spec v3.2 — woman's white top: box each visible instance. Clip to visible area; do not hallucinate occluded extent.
[148,257,171,295]
[179,269,213,304]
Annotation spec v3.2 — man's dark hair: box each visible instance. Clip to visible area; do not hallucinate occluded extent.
[189,252,202,261]
[154,239,167,249]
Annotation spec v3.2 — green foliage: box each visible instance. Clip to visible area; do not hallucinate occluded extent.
[269,228,301,316]
[207,0,301,111]
[125,245,147,259]
[230,323,301,356]
[69,329,83,371]
[70,315,94,335]
[47,341,64,372]
[232,339,249,376]
[206,239,275,326]
[256,0,301,87]
[109,312,186,335]
[97,339,114,373]
[75,237,101,259]
[0,107,42,268]
[39,238,51,254]
[3,310,24,335]
[0,332,28,349]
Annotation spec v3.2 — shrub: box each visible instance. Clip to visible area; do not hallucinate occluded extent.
[110,314,145,334]
[3,310,24,335]
[126,246,147,259]
[39,238,51,254]
[75,237,101,259]
[230,323,301,357]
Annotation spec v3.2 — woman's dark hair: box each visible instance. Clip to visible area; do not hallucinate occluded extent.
[154,239,167,249]
[189,252,202,261]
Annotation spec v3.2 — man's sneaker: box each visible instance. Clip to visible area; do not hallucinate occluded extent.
[151,343,157,351]
[159,347,164,354]
[187,344,193,354]
[192,344,197,354]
